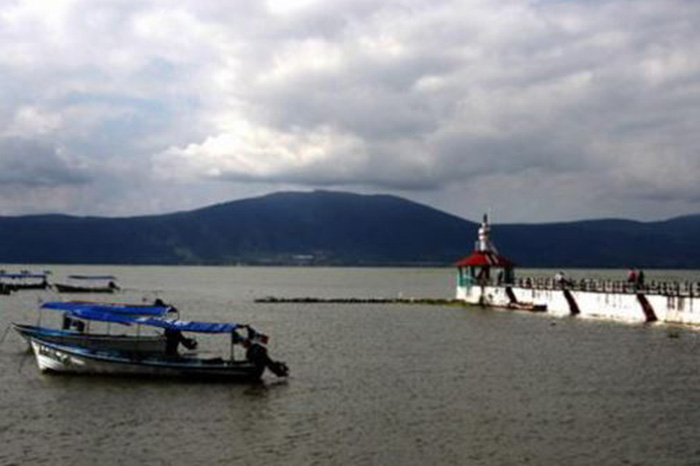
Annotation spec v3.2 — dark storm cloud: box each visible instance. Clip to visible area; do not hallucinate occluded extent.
[0,138,92,188]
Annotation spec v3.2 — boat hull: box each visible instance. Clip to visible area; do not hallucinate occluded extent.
[13,324,167,354]
[29,339,265,381]
[7,283,49,291]
[53,283,116,293]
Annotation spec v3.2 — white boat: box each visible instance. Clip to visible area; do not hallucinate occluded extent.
[30,339,267,380]
[28,310,289,381]
[0,272,50,292]
[13,301,174,354]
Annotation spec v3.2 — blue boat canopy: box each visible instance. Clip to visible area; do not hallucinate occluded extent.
[68,275,116,280]
[68,308,243,334]
[42,301,172,317]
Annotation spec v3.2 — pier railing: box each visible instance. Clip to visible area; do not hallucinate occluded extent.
[484,277,700,297]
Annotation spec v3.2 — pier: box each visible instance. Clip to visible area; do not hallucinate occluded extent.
[454,215,700,326]
[511,277,700,298]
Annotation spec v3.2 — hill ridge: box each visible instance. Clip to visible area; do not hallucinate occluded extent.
[0,190,698,268]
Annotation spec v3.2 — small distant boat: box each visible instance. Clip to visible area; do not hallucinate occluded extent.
[0,272,50,292]
[13,301,175,354]
[28,309,289,381]
[53,275,120,293]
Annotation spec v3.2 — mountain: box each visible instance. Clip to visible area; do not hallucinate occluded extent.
[494,217,700,269]
[0,191,475,266]
[0,190,698,268]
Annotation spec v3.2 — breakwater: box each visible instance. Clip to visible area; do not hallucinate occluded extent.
[255,296,464,305]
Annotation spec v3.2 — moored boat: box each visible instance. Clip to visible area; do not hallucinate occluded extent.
[30,339,268,380]
[53,275,120,293]
[12,301,175,354]
[14,324,167,354]
[0,272,50,292]
[28,310,289,381]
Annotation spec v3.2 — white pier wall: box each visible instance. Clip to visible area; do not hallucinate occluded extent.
[646,294,700,325]
[456,284,700,326]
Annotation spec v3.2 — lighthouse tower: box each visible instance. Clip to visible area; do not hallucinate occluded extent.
[455,214,514,300]
[475,214,497,254]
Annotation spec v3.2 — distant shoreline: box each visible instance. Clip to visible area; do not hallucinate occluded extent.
[3,261,700,272]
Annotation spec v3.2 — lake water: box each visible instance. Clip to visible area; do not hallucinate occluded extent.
[2,266,700,465]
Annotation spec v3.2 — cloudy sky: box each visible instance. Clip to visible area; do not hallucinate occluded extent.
[1,0,699,223]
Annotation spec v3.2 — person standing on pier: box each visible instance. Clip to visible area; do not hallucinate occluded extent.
[554,271,565,288]
[636,269,645,289]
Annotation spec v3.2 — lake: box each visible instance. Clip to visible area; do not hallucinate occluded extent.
[1,266,700,465]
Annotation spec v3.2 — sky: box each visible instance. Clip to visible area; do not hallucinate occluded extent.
[0,0,699,223]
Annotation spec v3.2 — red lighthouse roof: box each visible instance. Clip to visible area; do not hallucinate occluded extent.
[455,251,514,268]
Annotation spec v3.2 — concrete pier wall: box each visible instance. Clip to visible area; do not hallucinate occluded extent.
[457,284,700,326]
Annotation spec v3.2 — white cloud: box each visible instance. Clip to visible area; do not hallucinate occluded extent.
[155,121,368,185]
[266,0,320,16]
[5,106,63,137]
[259,38,344,84]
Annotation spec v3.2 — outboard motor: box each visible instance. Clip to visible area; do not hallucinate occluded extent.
[246,343,290,377]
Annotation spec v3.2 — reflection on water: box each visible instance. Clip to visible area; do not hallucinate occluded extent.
[1,266,700,465]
